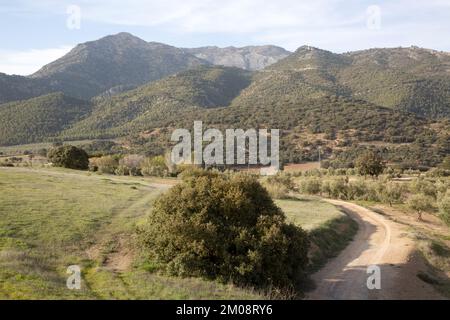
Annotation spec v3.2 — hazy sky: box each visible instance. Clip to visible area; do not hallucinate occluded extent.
[1,0,450,75]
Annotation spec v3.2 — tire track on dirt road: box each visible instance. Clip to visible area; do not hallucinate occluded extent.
[307,199,444,300]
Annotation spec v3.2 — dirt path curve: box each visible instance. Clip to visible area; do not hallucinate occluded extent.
[307,199,444,300]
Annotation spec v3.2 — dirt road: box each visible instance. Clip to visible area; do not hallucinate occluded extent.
[307,200,444,300]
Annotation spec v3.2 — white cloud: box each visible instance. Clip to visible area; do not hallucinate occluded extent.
[3,0,450,55]
[22,0,448,34]
[31,0,353,32]
[0,46,74,76]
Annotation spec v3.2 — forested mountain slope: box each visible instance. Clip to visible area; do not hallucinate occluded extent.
[0,93,91,145]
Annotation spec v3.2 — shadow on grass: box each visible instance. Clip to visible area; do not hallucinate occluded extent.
[306,213,359,275]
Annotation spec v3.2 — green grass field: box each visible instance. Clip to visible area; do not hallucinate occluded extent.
[277,197,357,272]
[276,197,344,231]
[0,167,355,299]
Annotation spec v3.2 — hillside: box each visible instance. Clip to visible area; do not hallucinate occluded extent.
[57,64,448,168]
[61,66,252,139]
[185,45,291,70]
[341,47,450,118]
[29,33,209,100]
[0,93,91,145]
[264,46,450,118]
[0,73,50,104]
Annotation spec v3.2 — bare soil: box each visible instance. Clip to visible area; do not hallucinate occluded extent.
[307,200,445,300]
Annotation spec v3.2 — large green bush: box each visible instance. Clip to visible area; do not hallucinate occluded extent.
[139,170,309,290]
[47,145,89,170]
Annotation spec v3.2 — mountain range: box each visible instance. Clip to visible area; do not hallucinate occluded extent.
[185,45,291,71]
[0,32,288,103]
[0,32,449,168]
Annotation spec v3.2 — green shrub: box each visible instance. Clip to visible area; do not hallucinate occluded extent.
[355,150,385,178]
[89,155,119,174]
[407,194,434,221]
[440,156,450,170]
[0,162,14,167]
[438,191,450,225]
[376,181,406,206]
[263,174,296,199]
[118,154,144,176]
[299,178,322,195]
[303,169,323,177]
[178,166,209,179]
[37,148,48,157]
[321,180,332,197]
[410,178,437,199]
[141,155,169,177]
[347,180,370,200]
[138,171,309,290]
[335,168,348,176]
[429,240,450,257]
[435,179,450,195]
[426,168,450,177]
[114,164,130,176]
[47,145,89,170]
[264,183,290,199]
[267,174,296,190]
[329,178,349,199]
